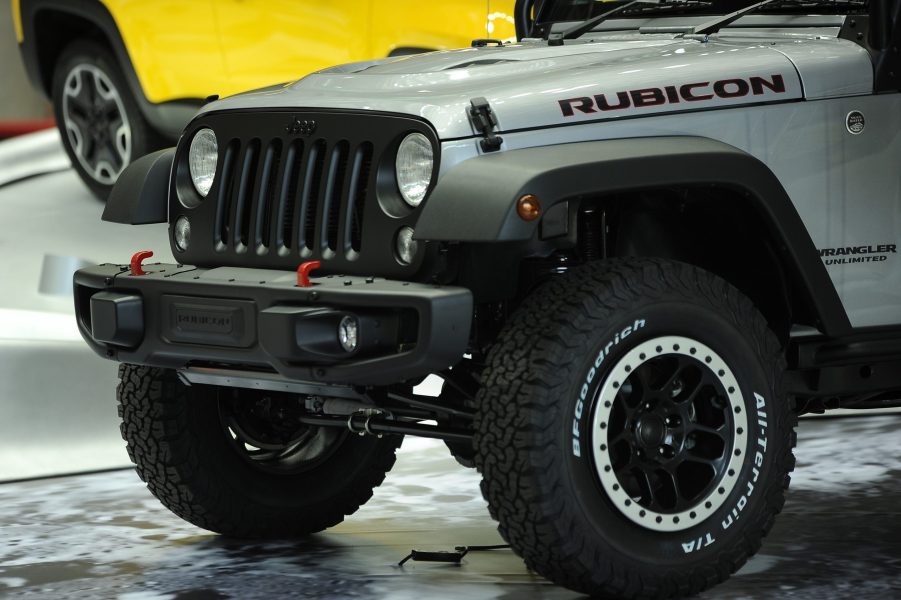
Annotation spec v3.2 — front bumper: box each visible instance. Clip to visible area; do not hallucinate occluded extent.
[74,263,473,386]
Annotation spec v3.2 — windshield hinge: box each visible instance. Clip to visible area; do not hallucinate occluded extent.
[471,38,505,47]
[468,97,503,152]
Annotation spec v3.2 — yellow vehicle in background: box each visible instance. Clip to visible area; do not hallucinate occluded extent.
[13,0,515,199]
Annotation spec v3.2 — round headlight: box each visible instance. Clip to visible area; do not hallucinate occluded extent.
[395,132,433,207]
[188,128,218,198]
[174,215,191,252]
[396,227,419,265]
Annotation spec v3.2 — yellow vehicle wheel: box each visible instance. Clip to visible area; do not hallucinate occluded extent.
[52,40,164,201]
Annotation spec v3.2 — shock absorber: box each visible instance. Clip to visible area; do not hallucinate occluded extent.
[579,206,605,260]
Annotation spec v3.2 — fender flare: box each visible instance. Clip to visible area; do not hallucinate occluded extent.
[417,136,851,336]
[102,148,174,225]
[18,0,197,139]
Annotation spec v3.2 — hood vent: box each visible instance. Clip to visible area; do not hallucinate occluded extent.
[444,59,516,70]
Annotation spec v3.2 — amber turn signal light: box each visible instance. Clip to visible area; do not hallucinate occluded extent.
[517,194,541,221]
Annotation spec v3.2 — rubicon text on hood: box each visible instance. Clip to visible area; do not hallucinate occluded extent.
[559,74,787,117]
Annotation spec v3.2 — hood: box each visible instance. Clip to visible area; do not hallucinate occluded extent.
[200,33,873,140]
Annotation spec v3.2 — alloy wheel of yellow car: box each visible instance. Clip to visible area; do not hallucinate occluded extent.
[51,40,163,201]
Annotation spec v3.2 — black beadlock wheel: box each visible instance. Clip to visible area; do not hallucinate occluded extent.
[474,258,797,599]
[117,364,402,538]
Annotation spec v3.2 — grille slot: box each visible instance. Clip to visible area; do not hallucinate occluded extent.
[233,140,260,251]
[300,140,327,254]
[323,141,350,255]
[214,140,239,250]
[347,143,373,254]
[276,140,303,251]
[254,140,282,251]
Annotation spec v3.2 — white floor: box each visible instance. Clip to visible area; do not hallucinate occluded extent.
[0,132,167,481]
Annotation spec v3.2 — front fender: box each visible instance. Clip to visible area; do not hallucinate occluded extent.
[419,137,792,241]
[416,136,850,336]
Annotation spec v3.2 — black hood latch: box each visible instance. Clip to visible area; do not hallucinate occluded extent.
[468,97,504,153]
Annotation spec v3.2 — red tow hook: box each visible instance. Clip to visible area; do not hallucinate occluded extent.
[130,250,154,276]
[297,260,322,287]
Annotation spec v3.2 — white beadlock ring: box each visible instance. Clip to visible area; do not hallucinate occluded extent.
[590,335,749,533]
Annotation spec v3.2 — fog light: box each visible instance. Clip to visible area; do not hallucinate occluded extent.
[174,216,191,252]
[338,315,359,353]
[396,226,419,265]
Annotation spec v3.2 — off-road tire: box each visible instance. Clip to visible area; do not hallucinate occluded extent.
[117,364,402,538]
[52,40,165,201]
[474,258,796,598]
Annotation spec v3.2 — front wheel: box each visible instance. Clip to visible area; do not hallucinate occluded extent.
[52,40,164,201]
[475,258,797,598]
[118,365,402,538]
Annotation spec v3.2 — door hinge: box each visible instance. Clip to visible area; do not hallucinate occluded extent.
[468,97,503,152]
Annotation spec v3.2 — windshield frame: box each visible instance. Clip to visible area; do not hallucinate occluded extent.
[527,0,870,38]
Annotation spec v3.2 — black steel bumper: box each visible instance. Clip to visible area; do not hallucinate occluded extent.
[74,263,473,386]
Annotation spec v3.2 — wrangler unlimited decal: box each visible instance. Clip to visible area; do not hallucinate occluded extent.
[819,244,897,265]
[558,74,787,117]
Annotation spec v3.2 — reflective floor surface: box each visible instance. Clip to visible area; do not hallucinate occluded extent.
[0,133,166,481]
[1,414,899,599]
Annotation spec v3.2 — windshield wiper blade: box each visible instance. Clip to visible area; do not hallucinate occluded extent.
[691,0,783,35]
[691,0,866,36]
[547,0,714,46]
[548,0,654,46]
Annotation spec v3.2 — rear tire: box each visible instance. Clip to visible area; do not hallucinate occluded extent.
[52,40,164,201]
[117,364,402,537]
[474,258,796,598]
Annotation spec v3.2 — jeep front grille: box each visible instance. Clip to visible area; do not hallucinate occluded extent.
[170,110,437,279]
[214,137,373,259]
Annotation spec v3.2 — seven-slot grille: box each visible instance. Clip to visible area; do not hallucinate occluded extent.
[173,110,436,278]
[214,137,373,259]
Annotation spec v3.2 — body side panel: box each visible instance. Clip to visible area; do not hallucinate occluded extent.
[371,0,517,55]
[212,0,371,98]
[102,0,225,103]
[432,94,901,328]
[771,38,874,99]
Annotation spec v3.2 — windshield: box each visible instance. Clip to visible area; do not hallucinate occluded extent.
[529,0,869,36]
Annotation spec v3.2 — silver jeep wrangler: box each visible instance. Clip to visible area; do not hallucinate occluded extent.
[74,0,901,597]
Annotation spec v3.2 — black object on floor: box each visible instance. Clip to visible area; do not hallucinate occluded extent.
[398,544,511,566]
